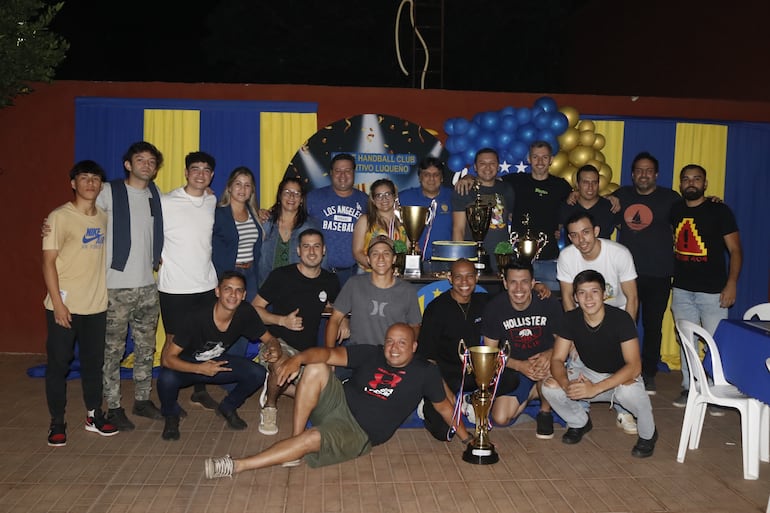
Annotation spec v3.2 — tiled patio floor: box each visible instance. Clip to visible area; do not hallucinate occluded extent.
[1,354,768,513]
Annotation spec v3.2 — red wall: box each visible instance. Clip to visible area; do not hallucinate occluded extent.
[2,80,770,353]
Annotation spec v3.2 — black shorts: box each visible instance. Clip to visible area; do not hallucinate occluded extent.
[158,289,215,335]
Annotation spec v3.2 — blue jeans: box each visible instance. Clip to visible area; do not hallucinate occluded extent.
[670,288,727,390]
[542,364,656,439]
[534,259,559,292]
[157,355,266,416]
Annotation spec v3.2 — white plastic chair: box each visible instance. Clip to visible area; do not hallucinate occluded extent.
[744,302,770,320]
[675,319,765,480]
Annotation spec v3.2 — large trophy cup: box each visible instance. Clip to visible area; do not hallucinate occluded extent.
[465,181,493,273]
[458,340,510,464]
[509,213,548,263]
[399,205,430,277]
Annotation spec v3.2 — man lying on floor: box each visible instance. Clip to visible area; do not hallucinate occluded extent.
[205,322,471,478]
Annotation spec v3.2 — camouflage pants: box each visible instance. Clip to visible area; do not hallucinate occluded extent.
[103,284,159,408]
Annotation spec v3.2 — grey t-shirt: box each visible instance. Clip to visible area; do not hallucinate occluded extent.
[333,274,421,345]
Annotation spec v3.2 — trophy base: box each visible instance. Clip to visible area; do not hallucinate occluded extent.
[462,443,499,465]
[403,254,422,278]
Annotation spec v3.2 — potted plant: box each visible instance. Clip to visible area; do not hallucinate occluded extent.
[393,239,408,276]
[494,241,514,274]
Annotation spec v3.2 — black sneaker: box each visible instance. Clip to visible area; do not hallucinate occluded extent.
[535,411,554,440]
[85,411,119,437]
[133,400,163,420]
[47,422,67,447]
[631,429,659,458]
[162,416,180,441]
[672,389,689,408]
[218,405,247,430]
[191,390,219,410]
[106,407,135,431]
[643,375,657,396]
[562,417,592,445]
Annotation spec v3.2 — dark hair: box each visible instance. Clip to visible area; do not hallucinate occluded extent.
[185,151,216,170]
[503,259,534,279]
[218,270,246,288]
[631,151,658,175]
[576,164,599,183]
[298,228,324,245]
[529,140,553,155]
[418,156,444,173]
[475,147,499,163]
[565,210,597,230]
[69,160,106,181]
[573,269,606,293]
[122,141,163,173]
[680,164,707,179]
[331,153,356,171]
[269,176,308,229]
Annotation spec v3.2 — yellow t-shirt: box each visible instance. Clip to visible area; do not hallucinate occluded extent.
[43,202,108,314]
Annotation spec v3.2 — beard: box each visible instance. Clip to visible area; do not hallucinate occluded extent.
[682,188,705,201]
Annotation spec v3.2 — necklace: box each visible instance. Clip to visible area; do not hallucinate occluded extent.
[583,317,603,332]
[456,300,472,320]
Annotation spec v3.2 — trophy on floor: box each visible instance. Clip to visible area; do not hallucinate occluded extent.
[509,213,548,263]
[399,205,430,277]
[465,180,493,273]
[457,339,510,464]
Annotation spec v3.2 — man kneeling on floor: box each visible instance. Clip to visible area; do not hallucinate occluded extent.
[204,323,471,478]
[541,269,658,457]
[157,271,277,440]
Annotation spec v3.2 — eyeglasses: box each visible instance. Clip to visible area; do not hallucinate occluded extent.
[282,189,302,198]
[373,192,394,200]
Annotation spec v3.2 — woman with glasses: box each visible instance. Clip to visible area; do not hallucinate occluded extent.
[351,178,408,270]
[258,176,322,286]
[212,167,264,301]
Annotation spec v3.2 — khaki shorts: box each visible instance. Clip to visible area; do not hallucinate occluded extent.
[305,370,372,468]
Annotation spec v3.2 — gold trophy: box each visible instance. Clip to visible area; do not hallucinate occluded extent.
[399,205,430,277]
[509,213,548,263]
[465,180,493,273]
[458,340,510,464]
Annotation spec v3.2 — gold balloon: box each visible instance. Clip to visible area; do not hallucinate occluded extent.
[569,146,593,167]
[563,164,578,187]
[550,151,569,173]
[593,150,605,163]
[602,182,620,195]
[593,134,606,150]
[579,130,596,147]
[585,159,603,173]
[599,163,613,180]
[558,127,579,151]
[579,119,595,132]
[599,174,610,190]
[559,106,580,128]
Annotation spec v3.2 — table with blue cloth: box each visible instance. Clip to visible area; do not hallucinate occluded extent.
[713,319,770,405]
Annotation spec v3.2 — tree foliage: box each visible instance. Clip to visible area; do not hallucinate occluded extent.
[0,0,69,107]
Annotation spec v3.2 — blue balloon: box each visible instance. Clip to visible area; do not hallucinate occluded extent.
[496,132,513,148]
[481,112,500,131]
[453,135,469,152]
[444,118,455,136]
[466,124,480,140]
[535,96,558,113]
[465,147,478,164]
[516,123,537,143]
[500,151,515,165]
[499,106,516,117]
[477,131,495,149]
[515,107,531,125]
[453,117,470,135]
[500,115,518,133]
[472,113,485,126]
[511,141,529,162]
[551,141,560,155]
[448,154,467,172]
[549,112,569,134]
[533,111,551,130]
[536,129,556,146]
[444,136,458,153]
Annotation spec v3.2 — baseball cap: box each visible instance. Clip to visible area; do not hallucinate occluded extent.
[367,234,395,254]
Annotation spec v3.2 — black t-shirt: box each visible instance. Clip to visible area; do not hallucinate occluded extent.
[670,200,739,293]
[258,264,340,350]
[613,186,681,277]
[502,173,572,260]
[344,345,445,446]
[451,181,515,259]
[481,293,563,360]
[175,301,267,361]
[559,197,620,240]
[417,291,488,380]
[557,305,638,374]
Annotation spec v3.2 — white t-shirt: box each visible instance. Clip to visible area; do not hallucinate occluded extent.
[97,182,156,289]
[158,187,217,294]
[556,238,638,310]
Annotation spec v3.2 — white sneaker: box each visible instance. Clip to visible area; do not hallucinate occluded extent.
[416,399,425,420]
[259,371,269,408]
[259,406,279,435]
[205,455,234,479]
[461,394,476,425]
[616,413,638,435]
[281,458,302,468]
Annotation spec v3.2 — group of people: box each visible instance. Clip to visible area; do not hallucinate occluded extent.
[42,138,742,480]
